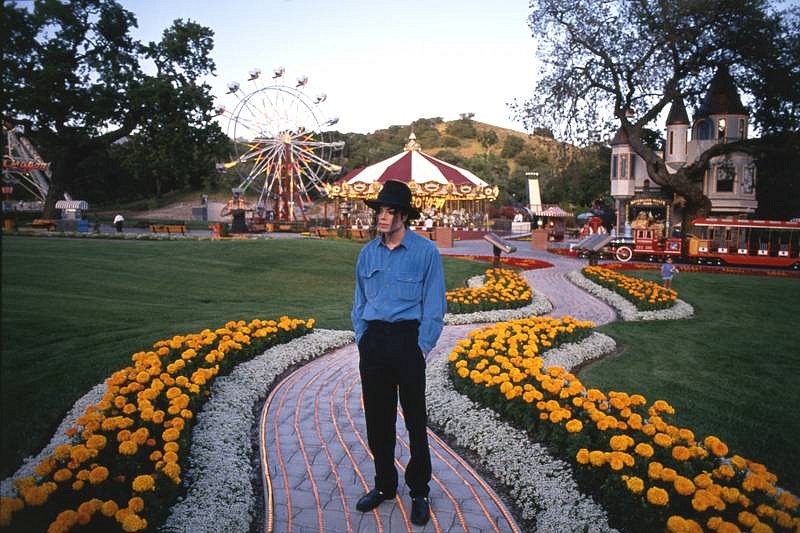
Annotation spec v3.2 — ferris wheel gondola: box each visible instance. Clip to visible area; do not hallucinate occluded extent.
[217,67,344,223]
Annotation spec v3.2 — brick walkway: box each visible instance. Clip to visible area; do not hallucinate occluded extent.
[259,241,616,532]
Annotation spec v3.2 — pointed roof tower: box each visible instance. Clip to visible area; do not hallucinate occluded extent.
[695,65,748,118]
[666,98,690,125]
[610,127,630,146]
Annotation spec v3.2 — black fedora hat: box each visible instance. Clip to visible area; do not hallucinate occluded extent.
[365,180,421,220]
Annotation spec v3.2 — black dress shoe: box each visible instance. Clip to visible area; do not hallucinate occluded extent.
[411,497,430,526]
[356,488,395,512]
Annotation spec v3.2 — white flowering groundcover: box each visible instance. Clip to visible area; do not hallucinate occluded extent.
[566,270,694,321]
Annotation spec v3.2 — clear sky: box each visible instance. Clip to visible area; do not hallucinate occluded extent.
[119,0,539,135]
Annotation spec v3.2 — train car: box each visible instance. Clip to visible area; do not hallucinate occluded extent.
[611,217,800,269]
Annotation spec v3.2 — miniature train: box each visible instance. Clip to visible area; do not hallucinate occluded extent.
[608,217,800,270]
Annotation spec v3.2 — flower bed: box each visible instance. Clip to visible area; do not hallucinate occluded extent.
[567,270,694,321]
[447,318,799,532]
[581,265,676,311]
[447,254,554,270]
[0,316,314,531]
[446,268,532,314]
[443,268,552,325]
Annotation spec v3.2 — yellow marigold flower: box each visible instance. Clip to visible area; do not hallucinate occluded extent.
[738,511,758,528]
[666,515,703,533]
[118,441,138,456]
[661,467,678,483]
[163,451,178,463]
[653,432,673,448]
[0,497,23,527]
[777,491,798,510]
[646,486,669,506]
[704,435,729,457]
[716,521,741,533]
[121,513,148,532]
[163,461,181,480]
[128,496,145,513]
[34,457,56,478]
[131,475,155,492]
[634,442,654,458]
[101,500,119,517]
[88,466,109,485]
[21,486,49,506]
[610,435,634,451]
[648,461,663,480]
[674,476,696,496]
[86,435,107,451]
[588,450,605,467]
[576,448,589,465]
[694,473,713,489]
[164,442,179,453]
[53,468,72,483]
[53,444,72,461]
[672,445,691,461]
[565,419,583,433]
[625,476,644,494]
[162,428,180,442]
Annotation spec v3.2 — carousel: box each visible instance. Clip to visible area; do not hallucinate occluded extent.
[324,134,499,229]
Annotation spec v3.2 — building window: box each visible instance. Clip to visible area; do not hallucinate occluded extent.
[611,155,618,179]
[630,155,635,177]
[743,164,756,193]
[619,154,629,179]
[669,131,674,155]
[717,118,727,140]
[715,163,734,192]
[695,119,712,140]
[738,118,747,140]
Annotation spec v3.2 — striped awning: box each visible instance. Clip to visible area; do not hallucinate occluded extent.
[532,205,572,217]
[55,200,89,210]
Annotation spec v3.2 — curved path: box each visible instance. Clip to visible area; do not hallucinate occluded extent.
[260,242,616,532]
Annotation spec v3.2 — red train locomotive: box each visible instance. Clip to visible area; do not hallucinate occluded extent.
[610,217,800,270]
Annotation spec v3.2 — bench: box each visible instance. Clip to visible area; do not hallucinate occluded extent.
[349,229,371,240]
[315,228,339,238]
[149,224,187,234]
[31,219,57,231]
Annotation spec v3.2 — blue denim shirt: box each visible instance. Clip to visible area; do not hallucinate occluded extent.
[352,229,446,354]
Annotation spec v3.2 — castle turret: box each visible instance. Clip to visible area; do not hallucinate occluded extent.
[691,65,748,144]
[665,98,689,171]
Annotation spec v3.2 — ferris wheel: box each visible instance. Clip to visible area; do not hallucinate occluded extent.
[216,67,344,222]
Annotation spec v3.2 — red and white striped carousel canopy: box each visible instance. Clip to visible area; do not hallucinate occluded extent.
[324,135,498,201]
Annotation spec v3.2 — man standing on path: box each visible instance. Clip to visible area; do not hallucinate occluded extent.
[351,180,447,526]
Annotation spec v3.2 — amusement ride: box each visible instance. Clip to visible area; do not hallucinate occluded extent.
[215,67,344,227]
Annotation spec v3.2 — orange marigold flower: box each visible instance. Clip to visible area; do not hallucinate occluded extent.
[625,476,644,494]
[576,448,589,465]
[666,515,703,533]
[131,475,155,493]
[672,446,691,461]
[88,466,109,485]
[646,486,669,506]
[674,476,696,496]
[53,468,73,483]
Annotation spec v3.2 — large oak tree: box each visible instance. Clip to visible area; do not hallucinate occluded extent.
[514,0,799,218]
[2,0,222,216]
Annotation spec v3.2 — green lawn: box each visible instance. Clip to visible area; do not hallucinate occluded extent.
[0,236,488,478]
[2,238,799,496]
[580,269,800,494]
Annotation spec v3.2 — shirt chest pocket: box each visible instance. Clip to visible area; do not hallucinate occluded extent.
[361,267,382,300]
[394,271,423,301]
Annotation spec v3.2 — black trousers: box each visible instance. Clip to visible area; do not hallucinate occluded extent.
[358,320,431,498]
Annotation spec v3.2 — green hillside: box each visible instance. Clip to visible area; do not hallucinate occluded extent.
[330,116,607,209]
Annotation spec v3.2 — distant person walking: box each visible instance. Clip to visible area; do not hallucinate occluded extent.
[661,257,678,289]
[113,214,124,233]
